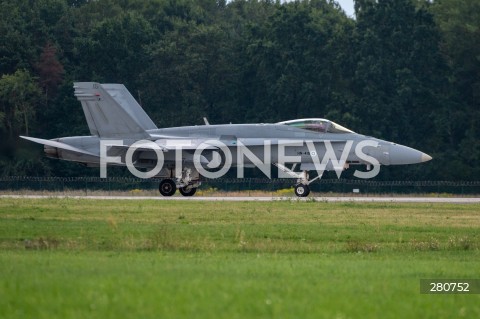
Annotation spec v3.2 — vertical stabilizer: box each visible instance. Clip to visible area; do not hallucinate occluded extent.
[74,82,157,139]
[102,84,157,131]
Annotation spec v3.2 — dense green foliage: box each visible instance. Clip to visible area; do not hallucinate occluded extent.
[0,198,479,318]
[0,0,478,180]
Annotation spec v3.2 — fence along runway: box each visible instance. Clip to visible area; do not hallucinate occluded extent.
[1,177,479,193]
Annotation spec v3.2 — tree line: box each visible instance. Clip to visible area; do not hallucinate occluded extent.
[0,0,478,180]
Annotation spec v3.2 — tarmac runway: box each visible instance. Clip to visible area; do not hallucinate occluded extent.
[1,195,479,203]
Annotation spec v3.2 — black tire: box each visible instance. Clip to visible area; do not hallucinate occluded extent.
[179,186,197,197]
[159,179,176,196]
[294,184,310,197]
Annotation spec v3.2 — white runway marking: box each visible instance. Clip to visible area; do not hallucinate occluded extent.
[1,195,479,203]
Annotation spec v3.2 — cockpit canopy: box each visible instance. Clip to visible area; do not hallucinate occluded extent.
[276,118,355,134]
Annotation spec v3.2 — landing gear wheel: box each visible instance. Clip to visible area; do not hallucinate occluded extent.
[179,186,197,197]
[294,184,310,197]
[159,179,176,196]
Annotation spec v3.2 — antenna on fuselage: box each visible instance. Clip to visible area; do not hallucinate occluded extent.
[203,117,210,125]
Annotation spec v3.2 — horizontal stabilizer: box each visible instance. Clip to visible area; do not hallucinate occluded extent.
[20,136,97,157]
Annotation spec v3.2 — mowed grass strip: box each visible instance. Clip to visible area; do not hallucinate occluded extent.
[0,198,479,319]
[0,198,478,253]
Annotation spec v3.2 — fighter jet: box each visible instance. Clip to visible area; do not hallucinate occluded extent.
[21,82,432,197]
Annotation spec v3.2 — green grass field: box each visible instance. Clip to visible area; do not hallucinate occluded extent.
[0,198,479,318]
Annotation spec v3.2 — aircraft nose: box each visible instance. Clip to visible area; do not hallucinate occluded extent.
[421,153,433,162]
[389,144,432,165]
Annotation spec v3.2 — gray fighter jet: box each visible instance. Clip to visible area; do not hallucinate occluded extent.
[21,82,432,197]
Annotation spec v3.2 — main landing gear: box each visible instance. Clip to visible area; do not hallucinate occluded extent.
[158,178,199,197]
[158,179,176,196]
[158,168,200,197]
[179,185,196,197]
[274,163,322,197]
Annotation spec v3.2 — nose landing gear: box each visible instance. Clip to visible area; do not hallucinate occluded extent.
[294,183,310,197]
[274,163,321,197]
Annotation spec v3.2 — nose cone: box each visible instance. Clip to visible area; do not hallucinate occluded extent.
[421,153,432,162]
[389,144,432,165]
